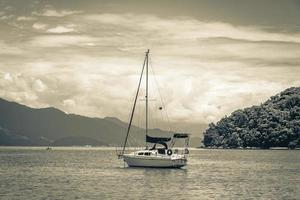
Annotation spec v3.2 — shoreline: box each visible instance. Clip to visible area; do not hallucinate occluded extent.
[0,146,299,151]
[197,146,300,150]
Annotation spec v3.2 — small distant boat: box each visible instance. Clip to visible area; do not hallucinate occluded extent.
[117,50,190,168]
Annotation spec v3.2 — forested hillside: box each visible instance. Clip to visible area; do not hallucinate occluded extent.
[203,87,300,149]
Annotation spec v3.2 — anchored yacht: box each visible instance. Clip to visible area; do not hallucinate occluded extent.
[117,49,190,168]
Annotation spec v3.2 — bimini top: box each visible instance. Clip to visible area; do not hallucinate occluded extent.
[173,133,189,138]
[146,134,171,143]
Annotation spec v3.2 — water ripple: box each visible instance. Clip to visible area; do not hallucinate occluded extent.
[0,147,299,200]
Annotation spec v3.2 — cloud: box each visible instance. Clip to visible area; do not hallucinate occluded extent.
[46,25,76,33]
[4,73,12,81]
[29,35,98,47]
[32,79,47,92]
[0,41,25,55]
[84,13,300,43]
[0,72,39,105]
[4,6,14,11]
[80,14,300,65]
[33,7,82,17]
[32,22,47,30]
[0,14,14,20]
[1,12,299,133]
[63,99,76,108]
[17,16,36,21]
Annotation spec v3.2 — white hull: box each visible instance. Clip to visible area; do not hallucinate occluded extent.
[123,154,187,168]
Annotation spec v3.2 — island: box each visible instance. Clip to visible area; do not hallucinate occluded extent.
[202,87,300,149]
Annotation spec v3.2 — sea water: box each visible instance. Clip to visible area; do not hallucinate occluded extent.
[0,147,299,200]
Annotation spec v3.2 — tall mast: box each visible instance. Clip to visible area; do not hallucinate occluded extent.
[121,50,148,155]
[146,49,149,138]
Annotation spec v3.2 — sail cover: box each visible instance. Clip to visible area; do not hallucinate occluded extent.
[146,134,171,143]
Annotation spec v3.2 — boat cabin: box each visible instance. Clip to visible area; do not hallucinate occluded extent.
[136,148,168,155]
[132,133,190,157]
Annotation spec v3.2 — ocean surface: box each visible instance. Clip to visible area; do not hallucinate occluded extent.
[0,147,299,200]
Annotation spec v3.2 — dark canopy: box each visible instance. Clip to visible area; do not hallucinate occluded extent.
[146,134,171,143]
[173,133,189,138]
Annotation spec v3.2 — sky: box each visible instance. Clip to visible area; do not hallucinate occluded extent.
[0,0,300,136]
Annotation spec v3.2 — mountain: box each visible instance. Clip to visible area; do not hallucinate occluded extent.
[0,126,33,146]
[202,87,300,149]
[0,98,171,146]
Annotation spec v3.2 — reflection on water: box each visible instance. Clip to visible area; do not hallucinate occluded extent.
[0,147,299,200]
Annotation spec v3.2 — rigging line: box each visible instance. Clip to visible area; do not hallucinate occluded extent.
[121,50,149,155]
[137,96,141,134]
[149,56,172,132]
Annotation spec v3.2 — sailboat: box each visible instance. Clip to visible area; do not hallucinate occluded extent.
[117,49,190,168]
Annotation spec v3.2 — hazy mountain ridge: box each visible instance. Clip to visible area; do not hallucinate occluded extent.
[0,98,171,146]
[202,87,300,149]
